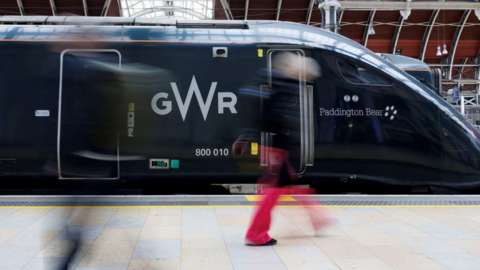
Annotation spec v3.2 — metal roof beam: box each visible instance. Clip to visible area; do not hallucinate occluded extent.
[16,0,25,16]
[306,0,315,25]
[419,10,439,62]
[82,0,89,16]
[276,0,282,21]
[244,0,249,20]
[476,49,480,82]
[124,0,131,17]
[339,1,480,10]
[391,15,404,54]
[476,51,480,81]
[336,9,343,34]
[101,0,112,16]
[49,0,57,16]
[448,10,471,80]
[212,0,215,19]
[219,0,233,20]
[458,58,469,80]
[428,64,479,67]
[117,0,123,17]
[362,9,375,47]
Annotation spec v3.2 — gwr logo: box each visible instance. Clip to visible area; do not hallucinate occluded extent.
[151,76,237,121]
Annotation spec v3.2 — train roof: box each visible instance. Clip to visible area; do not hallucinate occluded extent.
[0,16,367,51]
[378,53,432,71]
[0,15,245,28]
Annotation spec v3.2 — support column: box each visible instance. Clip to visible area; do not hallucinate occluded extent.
[319,0,341,32]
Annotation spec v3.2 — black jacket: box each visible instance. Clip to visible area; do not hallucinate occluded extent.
[261,69,301,136]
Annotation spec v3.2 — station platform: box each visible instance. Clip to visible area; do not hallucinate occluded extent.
[0,195,479,270]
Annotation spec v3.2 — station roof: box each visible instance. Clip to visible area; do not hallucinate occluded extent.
[214,0,480,66]
[1,0,479,66]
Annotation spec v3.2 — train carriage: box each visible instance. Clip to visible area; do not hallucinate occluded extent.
[1,16,480,194]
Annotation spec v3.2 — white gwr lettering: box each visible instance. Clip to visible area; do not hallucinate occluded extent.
[218,92,237,114]
[171,76,216,121]
[151,76,237,121]
[151,92,172,115]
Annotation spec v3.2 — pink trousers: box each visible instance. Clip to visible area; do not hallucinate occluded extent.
[244,147,325,245]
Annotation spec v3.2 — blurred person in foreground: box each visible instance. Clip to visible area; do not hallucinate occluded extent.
[234,52,326,246]
[43,24,105,270]
[46,23,172,269]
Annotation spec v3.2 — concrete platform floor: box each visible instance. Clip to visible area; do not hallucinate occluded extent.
[0,195,479,269]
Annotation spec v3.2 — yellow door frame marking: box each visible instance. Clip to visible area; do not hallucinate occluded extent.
[251,142,258,155]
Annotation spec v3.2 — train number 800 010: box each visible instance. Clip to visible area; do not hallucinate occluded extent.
[195,148,229,157]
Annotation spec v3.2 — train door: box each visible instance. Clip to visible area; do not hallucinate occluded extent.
[260,49,314,175]
[57,49,121,179]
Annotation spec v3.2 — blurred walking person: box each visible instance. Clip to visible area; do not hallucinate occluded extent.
[234,52,323,246]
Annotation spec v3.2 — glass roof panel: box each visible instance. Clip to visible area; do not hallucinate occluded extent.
[120,0,214,20]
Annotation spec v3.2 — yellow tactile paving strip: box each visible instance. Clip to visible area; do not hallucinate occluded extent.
[245,195,297,202]
[1,205,480,209]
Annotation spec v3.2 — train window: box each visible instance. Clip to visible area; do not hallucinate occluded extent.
[337,59,392,86]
